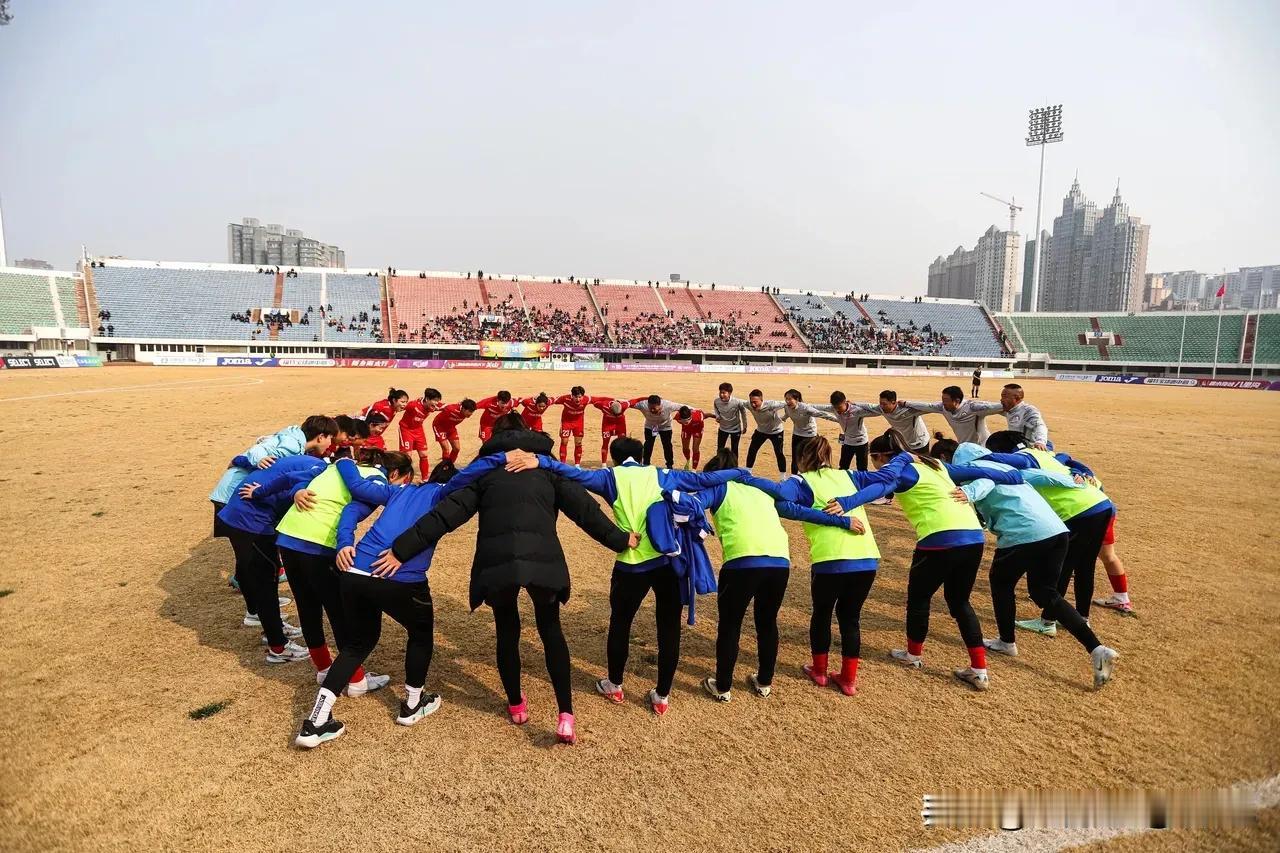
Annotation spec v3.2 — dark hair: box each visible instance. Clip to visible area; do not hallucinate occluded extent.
[301,414,340,440]
[535,392,549,405]
[784,388,802,402]
[647,394,661,407]
[610,436,644,465]
[829,390,846,406]
[496,390,512,403]
[332,414,357,436]
[985,430,1026,453]
[796,435,833,472]
[355,447,410,476]
[749,389,763,398]
[365,411,389,427]
[1003,383,1023,393]
[460,398,477,412]
[387,388,409,403]
[718,382,733,393]
[942,385,964,402]
[427,459,458,484]
[869,428,939,469]
[702,448,737,472]
[571,385,586,396]
[423,387,442,401]
[492,412,526,433]
[879,389,897,402]
[931,435,959,462]
[677,406,691,419]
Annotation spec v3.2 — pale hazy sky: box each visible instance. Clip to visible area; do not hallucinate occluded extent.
[1,1,1276,290]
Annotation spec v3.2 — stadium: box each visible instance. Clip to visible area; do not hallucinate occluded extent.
[3,3,1279,853]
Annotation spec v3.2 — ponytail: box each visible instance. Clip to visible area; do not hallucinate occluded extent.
[796,435,833,473]
[869,428,939,469]
[387,387,409,404]
[703,448,737,473]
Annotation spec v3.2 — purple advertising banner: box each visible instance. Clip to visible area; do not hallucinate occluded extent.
[604,362,699,372]
[553,346,679,356]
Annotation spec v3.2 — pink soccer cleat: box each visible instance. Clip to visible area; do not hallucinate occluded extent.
[508,694,529,726]
[556,712,577,745]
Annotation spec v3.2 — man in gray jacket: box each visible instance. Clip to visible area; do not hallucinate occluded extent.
[781,389,840,474]
[905,385,1004,445]
[710,382,750,463]
[816,390,882,471]
[744,389,788,472]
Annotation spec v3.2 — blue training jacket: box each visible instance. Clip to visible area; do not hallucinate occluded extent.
[217,455,328,536]
[645,489,716,624]
[335,454,508,584]
[209,425,308,504]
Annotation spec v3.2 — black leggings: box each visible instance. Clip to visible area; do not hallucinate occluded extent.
[607,565,683,696]
[790,435,815,474]
[810,570,877,658]
[838,443,869,472]
[280,547,349,652]
[489,584,573,713]
[643,428,674,468]
[1043,509,1113,621]
[227,529,286,646]
[745,430,786,472]
[715,430,742,463]
[321,573,435,696]
[990,533,1099,651]
[715,567,790,691]
[905,543,985,648]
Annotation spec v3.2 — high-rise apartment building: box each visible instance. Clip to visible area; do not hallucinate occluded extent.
[1036,179,1149,312]
[227,218,345,268]
[928,225,1020,310]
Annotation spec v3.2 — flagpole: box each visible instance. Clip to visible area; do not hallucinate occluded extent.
[1176,309,1188,377]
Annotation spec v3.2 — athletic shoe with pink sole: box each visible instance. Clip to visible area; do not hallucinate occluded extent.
[508,694,529,725]
[1092,594,1135,615]
[595,677,624,704]
[802,663,829,687]
[647,689,669,716]
[556,712,577,745]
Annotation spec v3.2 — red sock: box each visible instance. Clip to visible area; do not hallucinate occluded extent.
[968,646,987,669]
[419,457,431,481]
[692,450,701,468]
[269,644,285,654]
[351,665,365,684]
[907,639,925,656]
[601,439,610,465]
[309,646,333,671]
[559,441,569,463]
[840,656,860,682]
[811,652,828,673]
[574,442,583,465]
[1109,573,1128,593]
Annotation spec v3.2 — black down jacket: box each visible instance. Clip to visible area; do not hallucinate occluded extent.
[391,428,629,609]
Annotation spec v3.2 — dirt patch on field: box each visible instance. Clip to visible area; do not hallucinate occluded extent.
[0,367,1277,851]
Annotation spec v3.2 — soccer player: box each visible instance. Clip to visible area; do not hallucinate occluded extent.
[362,412,390,450]
[673,405,707,470]
[552,385,593,465]
[999,384,1050,449]
[816,390,882,471]
[711,382,750,463]
[744,390,788,473]
[876,389,930,452]
[592,397,633,465]
[519,392,552,431]
[630,394,692,468]
[399,387,444,480]
[972,368,982,398]
[905,386,1004,445]
[364,388,409,424]
[432,398,477,463]
[781,389,839,475]
[476,391,516,442]
[1094,517,1135,615]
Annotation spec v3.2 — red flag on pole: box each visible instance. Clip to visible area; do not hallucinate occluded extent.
[1216,283,1227,298]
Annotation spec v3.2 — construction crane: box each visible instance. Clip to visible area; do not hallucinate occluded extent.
[980,192,1022,233]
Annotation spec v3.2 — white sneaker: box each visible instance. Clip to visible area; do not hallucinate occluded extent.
[243,612,261,627]
[258,621,304,644]
[748,672,772,698]
[954,667,989,690]
[1014,617,1057,637]
[346,673,391,697]
[889,649,923,668]
[278,596,292,608]
[396,692,442,726]
[983,638,1018,657]
[1092,593,1134,615]
[702,676,731,703]
[1091,646,1119,689]
[265,640,310,664]
[647,689,669,716]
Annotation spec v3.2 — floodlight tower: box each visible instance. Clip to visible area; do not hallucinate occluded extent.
[1024,105,1063,311]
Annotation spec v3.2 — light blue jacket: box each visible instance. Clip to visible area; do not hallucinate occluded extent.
[952,443,1078,549]
[209,425,308,503]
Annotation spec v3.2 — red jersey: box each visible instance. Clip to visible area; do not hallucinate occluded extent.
[674,408,706,432]
[476,395,516,426]
[433,403,470,432]
[593,398,631,434]
[363,399,397,423]
[520,397,551,430]
[364,433,386,450]
[554,394,592,428]
[400,399,442,432]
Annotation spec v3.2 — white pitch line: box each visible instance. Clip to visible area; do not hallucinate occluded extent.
[0,376,265,403]
[912,773,1280,853]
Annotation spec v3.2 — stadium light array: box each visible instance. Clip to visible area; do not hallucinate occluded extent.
[1023,104,1065,311]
